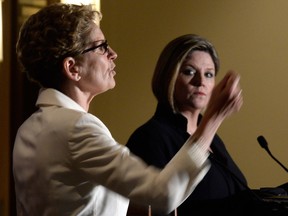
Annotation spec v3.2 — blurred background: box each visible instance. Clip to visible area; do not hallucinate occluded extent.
[1,0,288,215]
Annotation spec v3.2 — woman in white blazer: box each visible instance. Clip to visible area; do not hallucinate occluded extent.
[13,3,243,216]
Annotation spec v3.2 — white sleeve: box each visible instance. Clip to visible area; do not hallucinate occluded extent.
[71,113,210,214]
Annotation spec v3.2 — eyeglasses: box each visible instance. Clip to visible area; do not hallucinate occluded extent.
[81,40,109,55]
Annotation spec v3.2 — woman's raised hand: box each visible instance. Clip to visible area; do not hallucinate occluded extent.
[205,70,243,120]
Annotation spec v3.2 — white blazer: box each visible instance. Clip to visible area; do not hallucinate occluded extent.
[13,88,210,216]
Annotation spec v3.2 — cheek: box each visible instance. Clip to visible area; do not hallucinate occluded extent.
[175,77,189,90]
[85,59,108,79]
[174,79,187,95]
[207,79,215,92]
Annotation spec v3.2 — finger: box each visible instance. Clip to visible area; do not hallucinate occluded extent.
[227,72,241,93]
[235,89,243,111]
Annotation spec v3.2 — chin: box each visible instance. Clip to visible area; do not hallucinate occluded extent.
[109,82,116,89]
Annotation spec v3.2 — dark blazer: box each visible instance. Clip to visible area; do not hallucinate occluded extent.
[126,103,248,215]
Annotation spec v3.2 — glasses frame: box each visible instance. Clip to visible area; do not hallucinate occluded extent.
[81,40,109,55]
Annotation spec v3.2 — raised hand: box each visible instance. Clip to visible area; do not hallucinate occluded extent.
[205,70,243,120]
[189,70,243,151]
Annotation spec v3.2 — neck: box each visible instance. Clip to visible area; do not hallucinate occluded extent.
[61,86,92,112]
[180,109,201,135]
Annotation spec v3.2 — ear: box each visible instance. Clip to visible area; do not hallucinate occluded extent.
[62,57,81,81]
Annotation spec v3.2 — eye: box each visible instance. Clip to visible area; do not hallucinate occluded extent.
[181,67,196,76]
[97,45,106,53]
[205,71,215,78]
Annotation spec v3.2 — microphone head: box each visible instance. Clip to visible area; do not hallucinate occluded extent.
[257,135,268,149]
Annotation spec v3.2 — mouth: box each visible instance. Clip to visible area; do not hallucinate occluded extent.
[110,67,116,76]
[110,63,116,73]
[194,91,206,96]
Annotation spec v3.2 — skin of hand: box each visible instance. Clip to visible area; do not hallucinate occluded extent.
[187,70,243,151]
[205,70,243,119]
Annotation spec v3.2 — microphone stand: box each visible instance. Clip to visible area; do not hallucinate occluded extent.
[257,135,288,173]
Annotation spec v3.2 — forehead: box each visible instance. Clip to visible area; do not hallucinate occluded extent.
[88,23,105,41]
[184,51,214,66]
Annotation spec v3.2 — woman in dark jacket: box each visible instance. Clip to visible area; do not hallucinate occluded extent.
[126,34,247,216]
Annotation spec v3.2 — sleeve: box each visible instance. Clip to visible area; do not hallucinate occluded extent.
[69,113,211,214]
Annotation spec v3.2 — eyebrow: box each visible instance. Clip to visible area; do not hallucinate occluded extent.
[90,39,106,45]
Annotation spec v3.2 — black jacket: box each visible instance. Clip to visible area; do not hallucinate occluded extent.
[126,103,248,215]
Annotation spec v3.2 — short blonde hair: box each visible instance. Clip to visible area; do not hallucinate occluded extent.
[16,3,102,89]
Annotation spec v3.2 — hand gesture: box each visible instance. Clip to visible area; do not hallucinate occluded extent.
[205,70,243,120]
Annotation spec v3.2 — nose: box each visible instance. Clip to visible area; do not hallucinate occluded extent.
[107,47,117,60]
[191,73,204,86]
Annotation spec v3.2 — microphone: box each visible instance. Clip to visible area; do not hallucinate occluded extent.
[209,153,288,213]
[257,135,288,173]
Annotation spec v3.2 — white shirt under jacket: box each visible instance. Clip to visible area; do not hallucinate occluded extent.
[13,88,211,216]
